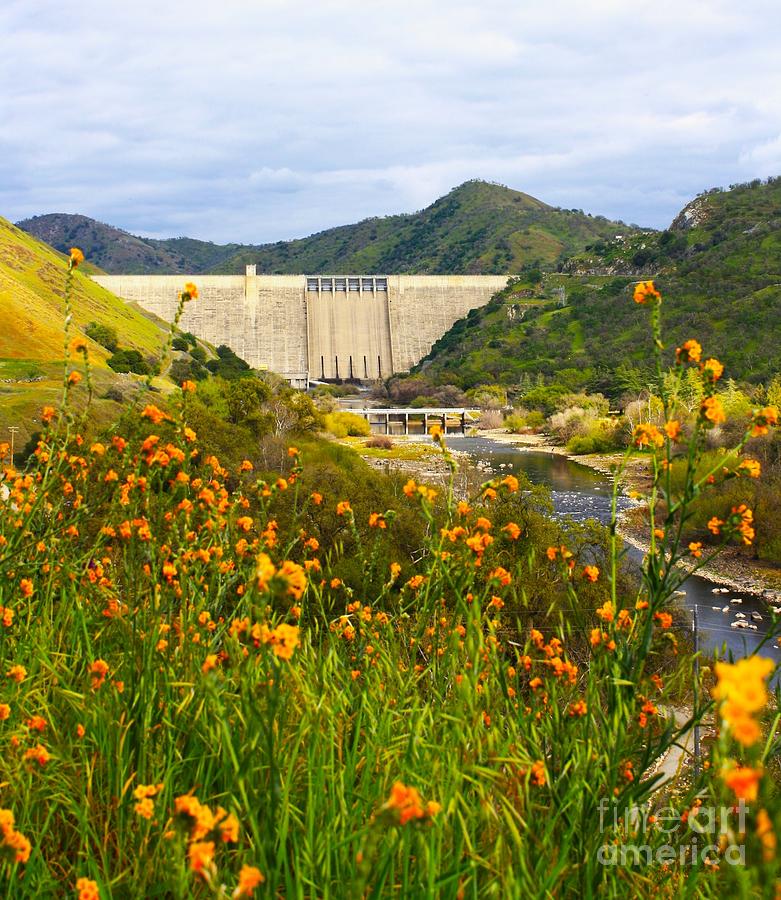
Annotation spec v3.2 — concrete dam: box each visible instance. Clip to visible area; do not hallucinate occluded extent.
[92,270,508,387]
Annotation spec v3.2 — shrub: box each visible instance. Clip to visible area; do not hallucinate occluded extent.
[171,336,189,352]
[504,413,527,433]
[107,348,149,375]
[478,409,504,429]
[323,411,371,438]
[365,435,394,449]
[85,321,118,352]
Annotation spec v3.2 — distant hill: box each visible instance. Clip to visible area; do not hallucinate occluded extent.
[214,181,639,275]
[414,178,781,394]
[18,181,638,276]
[16,213,248,275]
[0,216,168,444]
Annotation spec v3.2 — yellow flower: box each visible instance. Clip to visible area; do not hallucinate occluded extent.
[582,565,599,582]
[182,282,199,300]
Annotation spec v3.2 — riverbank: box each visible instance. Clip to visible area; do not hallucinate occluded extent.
[477,428,781,605]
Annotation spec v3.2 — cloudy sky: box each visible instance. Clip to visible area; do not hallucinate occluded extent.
[2,0,780,243]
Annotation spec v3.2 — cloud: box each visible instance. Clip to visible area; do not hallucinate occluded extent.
[1,0,780,241]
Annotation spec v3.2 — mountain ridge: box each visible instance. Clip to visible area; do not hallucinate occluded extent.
[17,180,640,276]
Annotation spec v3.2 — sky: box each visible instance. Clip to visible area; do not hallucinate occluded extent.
[2,0,781,244]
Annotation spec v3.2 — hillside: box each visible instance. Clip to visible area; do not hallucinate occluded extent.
[18,181,638,275]
[414,178,781,396]
[16,213,248,275]
[0,216,168,444]
[215,181,638,275]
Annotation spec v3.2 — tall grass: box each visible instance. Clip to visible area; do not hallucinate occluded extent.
[0,269,780,897]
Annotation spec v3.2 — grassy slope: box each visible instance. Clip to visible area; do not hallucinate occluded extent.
[417,179,781,392]
[0,216,168,443]
[18,181,639,276]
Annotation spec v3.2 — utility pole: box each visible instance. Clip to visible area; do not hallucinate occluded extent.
[693,603,701,778]
[8,426,19,462]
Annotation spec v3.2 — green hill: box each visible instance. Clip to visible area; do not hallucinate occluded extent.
[18,181,639,275]
[414,177,781,396]
[16,213,248,275]
[215,181,638,275]
[0,216,169,445]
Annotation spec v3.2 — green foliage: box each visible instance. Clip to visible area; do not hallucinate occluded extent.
[107,348,149,375]
[171,336,189,352]
[84,320,118,352]
[323,411,371,438]
[205,345,251,380]
[416,179,781,398]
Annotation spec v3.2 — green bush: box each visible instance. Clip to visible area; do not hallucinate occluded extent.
[85,321,118,352]
[504,413,526,432]
[323,411,371,438]
[107,348,149,375]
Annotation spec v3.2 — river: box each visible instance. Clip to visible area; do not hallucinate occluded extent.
[446,436,781,665]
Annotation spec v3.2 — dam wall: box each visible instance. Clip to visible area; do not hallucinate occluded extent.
[93,272,508,385]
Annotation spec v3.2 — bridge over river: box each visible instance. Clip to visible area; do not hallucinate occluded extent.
[352,407,480,435]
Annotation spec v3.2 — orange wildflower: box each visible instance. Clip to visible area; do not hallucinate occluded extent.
[752,406,779,437]
[633,423,664,449]
[700,396,725,425]
[722,765,762,802]
[702,358,724,381]
[188,840,215,876]
[69,247,85,267]
[633,280,661,304]
[235,864,265,897]
[738,458,761,478]
[382,782,440,825]
[676,339,702,364]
